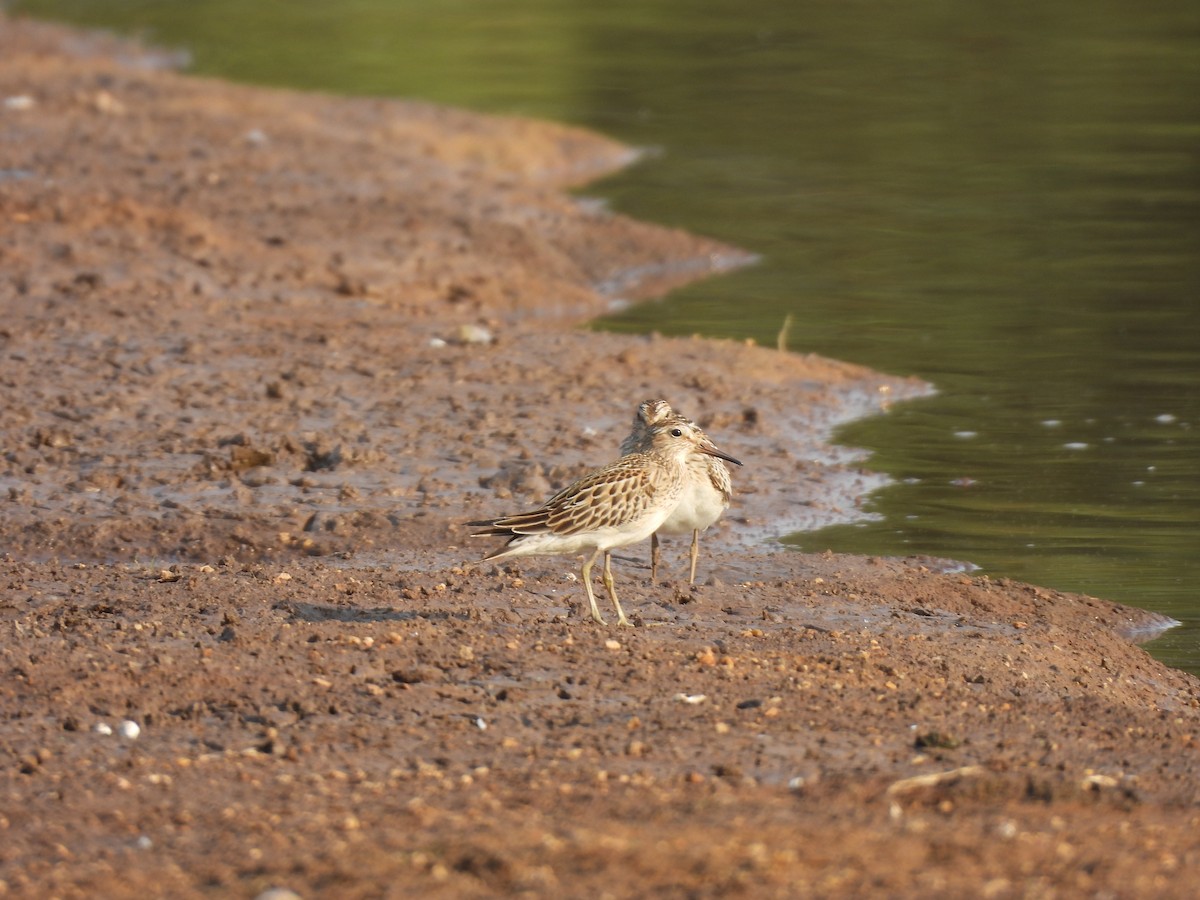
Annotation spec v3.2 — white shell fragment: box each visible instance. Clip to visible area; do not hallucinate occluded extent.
[94,722,113,736]
[674,693,708,705]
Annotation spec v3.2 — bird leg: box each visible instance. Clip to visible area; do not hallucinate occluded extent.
[650,532,661,582]
[602,551,632,627]
[580,548,606,625]
[688,528,700,585]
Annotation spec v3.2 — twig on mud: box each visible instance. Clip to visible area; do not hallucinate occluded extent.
[885,765,986,796]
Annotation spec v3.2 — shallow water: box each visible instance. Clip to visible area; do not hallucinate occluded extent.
[13,0,1200,674]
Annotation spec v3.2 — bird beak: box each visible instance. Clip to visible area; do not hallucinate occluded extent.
[699,440,743,467]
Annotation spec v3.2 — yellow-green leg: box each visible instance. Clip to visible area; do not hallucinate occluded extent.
[580,548,606,625]
[688,528,700,585]
[602,551,632,627]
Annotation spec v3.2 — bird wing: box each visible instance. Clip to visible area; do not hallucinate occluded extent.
[470,455,661,538]
[545,459,660,535]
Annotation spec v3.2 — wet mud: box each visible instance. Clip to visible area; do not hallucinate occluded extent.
[1,14,1198,898]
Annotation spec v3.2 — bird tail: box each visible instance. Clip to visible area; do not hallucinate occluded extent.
[466,512,552,538]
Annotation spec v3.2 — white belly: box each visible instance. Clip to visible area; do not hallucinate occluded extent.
[492,502,674,560]
[658,477,728,535]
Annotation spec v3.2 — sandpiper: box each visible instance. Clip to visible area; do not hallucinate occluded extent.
[620,399,736,584]
[469,409,742,626]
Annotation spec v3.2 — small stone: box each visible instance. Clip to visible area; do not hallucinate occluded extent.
[117,720,140,740]
[92,90,126,115]
[995,820,1019,840]
[914,731,960,750]
[455,324,493,344]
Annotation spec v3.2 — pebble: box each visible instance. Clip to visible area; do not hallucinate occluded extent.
[94,722,113,736]
[455,324,493,344]
[117,720,141,740]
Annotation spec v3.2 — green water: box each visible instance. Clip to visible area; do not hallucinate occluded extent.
[12,0,1200,674]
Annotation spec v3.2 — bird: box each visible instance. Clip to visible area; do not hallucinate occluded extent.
[469,406,742,626]
[620,399,737,584]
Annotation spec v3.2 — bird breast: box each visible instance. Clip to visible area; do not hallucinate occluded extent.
[657,456,731,534]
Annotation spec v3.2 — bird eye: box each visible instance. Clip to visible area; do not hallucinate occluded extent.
[671,428,683,437]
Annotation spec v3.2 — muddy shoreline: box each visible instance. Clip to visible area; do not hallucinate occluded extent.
[1,15,1198,898]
